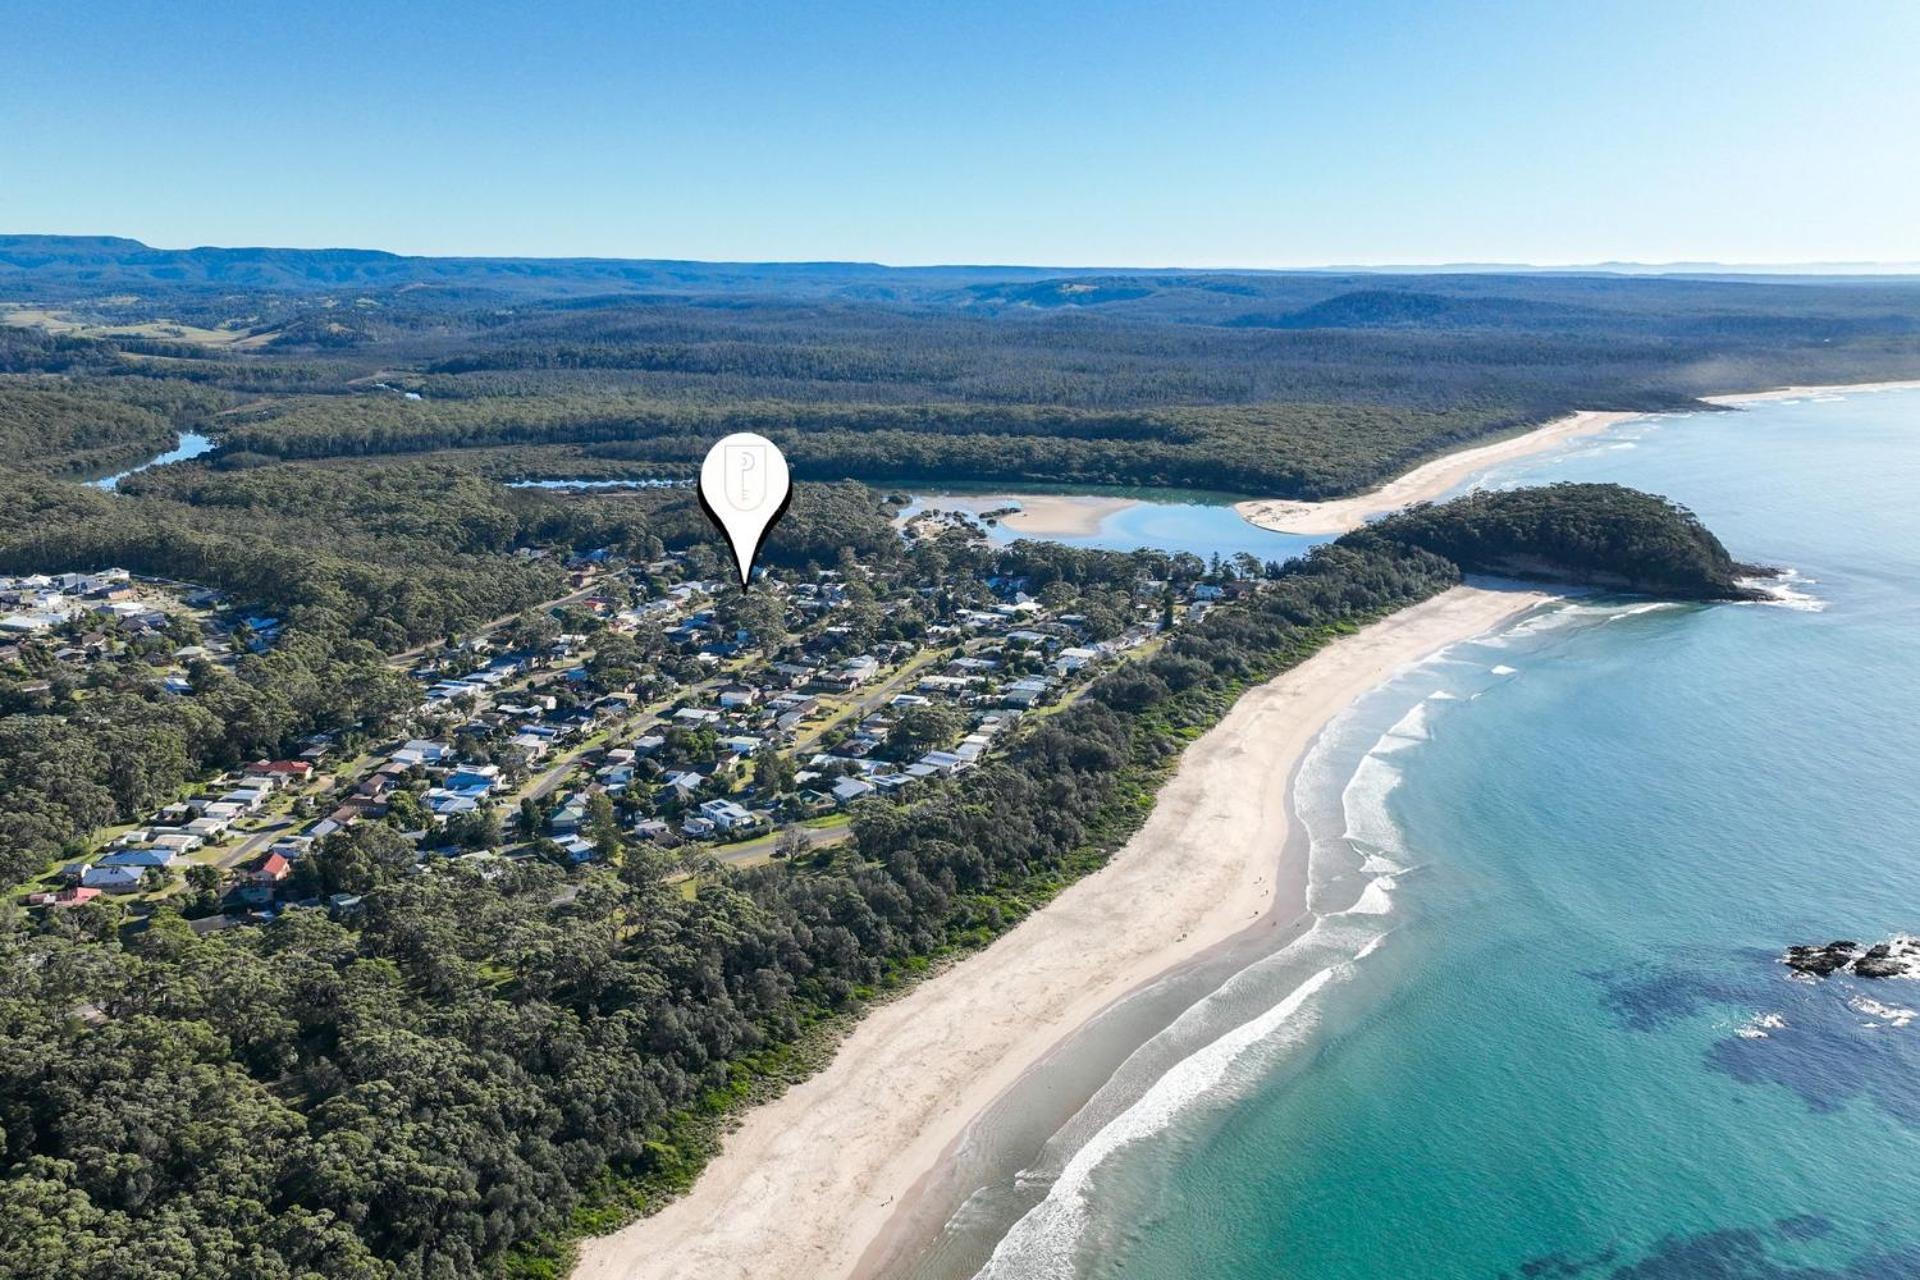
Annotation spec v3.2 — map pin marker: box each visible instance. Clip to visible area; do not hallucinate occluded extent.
[699,432,792,588]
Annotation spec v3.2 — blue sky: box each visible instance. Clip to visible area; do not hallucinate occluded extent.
[5,1,1917,266]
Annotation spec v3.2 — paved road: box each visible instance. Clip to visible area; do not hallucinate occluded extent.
[386,578,609,668]
[215,817,294,869]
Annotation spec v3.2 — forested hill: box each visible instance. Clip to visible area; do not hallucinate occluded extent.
[1360,483,1762,600]
[0,236,1074,299]
[8,236,1920,502]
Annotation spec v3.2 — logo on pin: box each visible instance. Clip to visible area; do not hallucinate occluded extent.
[699,432,792,588]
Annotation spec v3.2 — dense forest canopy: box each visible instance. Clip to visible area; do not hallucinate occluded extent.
[7,242,1920,502]
[1360,483,1762,600]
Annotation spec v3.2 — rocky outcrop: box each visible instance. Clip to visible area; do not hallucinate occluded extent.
[1783,937,1919,979]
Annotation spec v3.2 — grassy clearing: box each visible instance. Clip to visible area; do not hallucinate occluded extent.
[3,305,270,349]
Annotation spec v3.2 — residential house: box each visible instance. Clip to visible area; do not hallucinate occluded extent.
[81,865,147,893]
[248,853,293,886]
[550,796,589,834]
[96,848,184,869]
[831,776,877,806]
[697,798,761,833]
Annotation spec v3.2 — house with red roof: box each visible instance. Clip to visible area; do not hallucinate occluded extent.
[248,852,292,885]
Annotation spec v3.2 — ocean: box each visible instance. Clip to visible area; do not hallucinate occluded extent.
[946,389,1920,1278]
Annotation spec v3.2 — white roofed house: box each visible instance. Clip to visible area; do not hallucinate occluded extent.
[391,739,453,768]
[697,798,762,833]
[914,750,970,777]
[1053,646,1101,675]
[555,835,597,864]
[222,788,269,813]
[506,732,552,764]
[816,655,882,691]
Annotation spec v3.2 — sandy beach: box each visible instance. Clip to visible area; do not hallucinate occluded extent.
[999,494,1135,536]
[571,583,1551,1280]
[1701,378,1920,406]
[907,493,1137,537]
[1234,410,1639,536]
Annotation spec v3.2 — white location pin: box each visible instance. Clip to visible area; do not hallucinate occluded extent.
[699,432,792,588]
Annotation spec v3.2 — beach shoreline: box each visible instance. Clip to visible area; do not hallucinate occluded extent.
[1701,378,1920,405]
[1232,379,1920,537]
[569,584,1552,1280]
[1234,409,1639,536]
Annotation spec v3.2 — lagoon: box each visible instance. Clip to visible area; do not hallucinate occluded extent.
[87,431,216,491]
[899,490,1324,565]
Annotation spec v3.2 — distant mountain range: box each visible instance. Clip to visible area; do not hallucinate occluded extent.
[4,235,1917,303]
[0,235,1105,299]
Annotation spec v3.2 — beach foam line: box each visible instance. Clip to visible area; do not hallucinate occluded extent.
[975,966,1341,1279]
[1339,876,1397,916]
[1335,754,1408,865]
[972,632,1479,1276]
[1739,567,1826,613]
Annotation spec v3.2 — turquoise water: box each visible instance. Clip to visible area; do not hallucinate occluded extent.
[977,390,1920,1278]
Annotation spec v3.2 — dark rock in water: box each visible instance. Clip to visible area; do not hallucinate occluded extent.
[1783,936,1919,979]
[1784,942,1860,976]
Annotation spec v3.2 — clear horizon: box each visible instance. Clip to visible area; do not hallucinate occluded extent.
[14,231,1920,275]
[6,2,1919,266]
